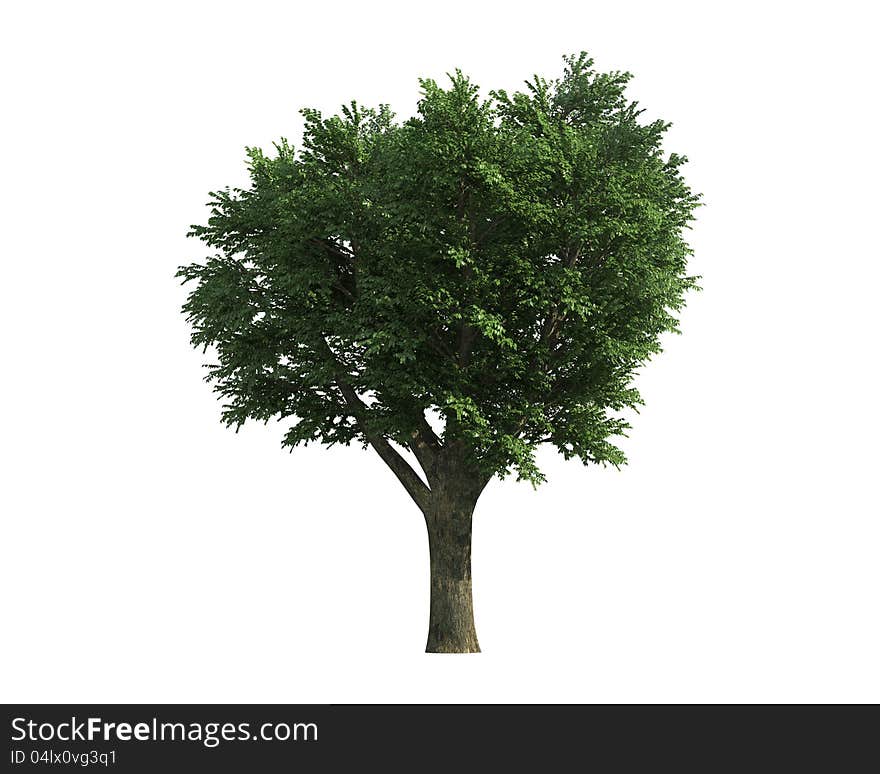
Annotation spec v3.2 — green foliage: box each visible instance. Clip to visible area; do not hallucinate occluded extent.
[178,53,700,487]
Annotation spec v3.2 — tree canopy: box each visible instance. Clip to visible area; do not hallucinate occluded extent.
[178,52,700,505]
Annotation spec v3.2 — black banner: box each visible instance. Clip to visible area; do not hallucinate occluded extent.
[3,704,876,770]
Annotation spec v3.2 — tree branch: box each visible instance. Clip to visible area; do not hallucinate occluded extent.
[473,215,508,247]
[407,412,443,487]
[319,337,431,509]
[428,326,457,361]
[336,378,431,509]
[309,237,355,259]
[538,245,581,346]
[458,315,477,367]
[311,238,358,306]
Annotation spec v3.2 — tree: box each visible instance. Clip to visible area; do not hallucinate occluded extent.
[177,53,700,653]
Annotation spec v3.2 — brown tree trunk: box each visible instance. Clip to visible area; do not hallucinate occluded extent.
[424,495,480,653]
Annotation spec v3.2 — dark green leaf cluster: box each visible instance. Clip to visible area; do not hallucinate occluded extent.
[178,53,700,486]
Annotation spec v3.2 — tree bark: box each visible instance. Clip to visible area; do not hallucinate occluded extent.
[424,493,480,653]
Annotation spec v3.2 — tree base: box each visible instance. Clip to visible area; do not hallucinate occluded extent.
[425,643,481,654]
[425,577,480,653]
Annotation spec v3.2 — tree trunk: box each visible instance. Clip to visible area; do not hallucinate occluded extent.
[424,496,480,653]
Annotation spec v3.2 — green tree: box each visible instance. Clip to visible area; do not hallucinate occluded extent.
[177,53,700,653]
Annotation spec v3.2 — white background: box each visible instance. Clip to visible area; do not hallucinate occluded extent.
[2,1,878,703]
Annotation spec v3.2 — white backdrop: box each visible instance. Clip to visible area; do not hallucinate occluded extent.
[2,1,877,703]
